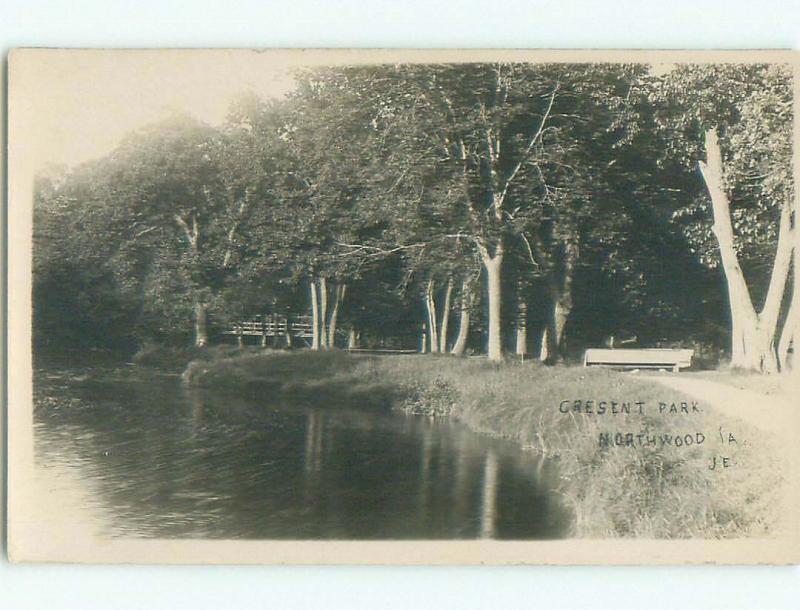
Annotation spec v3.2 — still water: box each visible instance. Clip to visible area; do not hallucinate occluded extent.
[33,365,570,540]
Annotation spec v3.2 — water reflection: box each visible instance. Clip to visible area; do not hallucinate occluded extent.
[480,450,499,539]
[304,410,325,474]
[185,385,205,435]
[452,434,472,526]
[33,366,571,540]
[418,421,434,521]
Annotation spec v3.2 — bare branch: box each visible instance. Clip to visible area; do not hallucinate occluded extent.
[174,212,200,253]
[335,241,428,259]
[519,232,541,269]
[494,82,560,213]
[133,225,158,239]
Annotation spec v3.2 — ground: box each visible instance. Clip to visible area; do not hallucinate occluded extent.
[647,372,797,437]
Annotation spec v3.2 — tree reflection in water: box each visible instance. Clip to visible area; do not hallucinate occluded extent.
[33,367,571,540]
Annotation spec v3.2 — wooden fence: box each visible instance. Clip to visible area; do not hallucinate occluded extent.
[224,314,314,346]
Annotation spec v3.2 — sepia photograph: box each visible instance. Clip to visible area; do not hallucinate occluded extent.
[6,49,800,564]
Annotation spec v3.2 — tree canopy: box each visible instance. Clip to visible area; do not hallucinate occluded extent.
[33,61,796,373]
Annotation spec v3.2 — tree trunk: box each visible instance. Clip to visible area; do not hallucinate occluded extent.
[327,283,346,349]
[310,279,320,351]
[515,324,527,358]
[515,279,528,357]
[194,301,208,348]
[438,278,453,353]
[538,327,550,363]
[176,213,208,349]
[779,277,796,371]
[347,327,359,350]
[731,313,780,373]
[699,128,792,373]
[550,300,569,360]
[540,241,579,363]
[779,215,798,372]
[318,277,329,350]
[451,280,471,357]
[481,243,504,363]
[550,242,578,362]
[425,278,439,353]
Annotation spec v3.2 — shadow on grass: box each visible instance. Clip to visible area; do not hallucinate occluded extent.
[189,350,404,410]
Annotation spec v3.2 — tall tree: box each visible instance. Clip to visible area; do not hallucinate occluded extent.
[301,64,643,361]
[649,64,795,372]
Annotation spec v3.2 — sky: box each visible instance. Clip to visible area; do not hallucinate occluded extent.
[15,50,301,170]
[13,50,687,173]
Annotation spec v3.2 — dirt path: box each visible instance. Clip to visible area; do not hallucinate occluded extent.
[646,373,795,438]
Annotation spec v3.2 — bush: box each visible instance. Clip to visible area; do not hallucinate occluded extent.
[399,376,458,417]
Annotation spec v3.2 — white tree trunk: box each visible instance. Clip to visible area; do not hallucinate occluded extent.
[318,277,329,350]
[779,275,797,371]
[327,283,346,349]
[551,300,569,358]
[538,327,550,363]
[310,279,320,351]
[515,280,528,357]
[515,325,527,358]
[439,278,453,353]
[778,200,799,373]
[451,280,471,357]
[347,327,359,350]
[732,314,780,373]
[425,278,439,353]
[481,244,504,363]
[699,128,792,373]
[175,213,208,348]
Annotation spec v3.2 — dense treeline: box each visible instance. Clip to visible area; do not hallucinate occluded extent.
[33,62,796,372]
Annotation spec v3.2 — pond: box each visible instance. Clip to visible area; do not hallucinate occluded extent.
[33,364,571,540]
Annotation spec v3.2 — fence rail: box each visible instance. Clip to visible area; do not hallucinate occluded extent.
[224,314,314,339]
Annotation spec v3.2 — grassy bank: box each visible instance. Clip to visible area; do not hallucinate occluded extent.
[190,350,782,539]
[131,343,252,373]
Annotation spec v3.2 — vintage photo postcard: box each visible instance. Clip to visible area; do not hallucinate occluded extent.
[7,49,800,564]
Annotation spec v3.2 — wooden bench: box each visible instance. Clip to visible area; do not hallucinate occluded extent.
[583,348,694,372]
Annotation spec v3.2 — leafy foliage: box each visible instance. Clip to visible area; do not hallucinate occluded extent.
[32,62,791,364]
